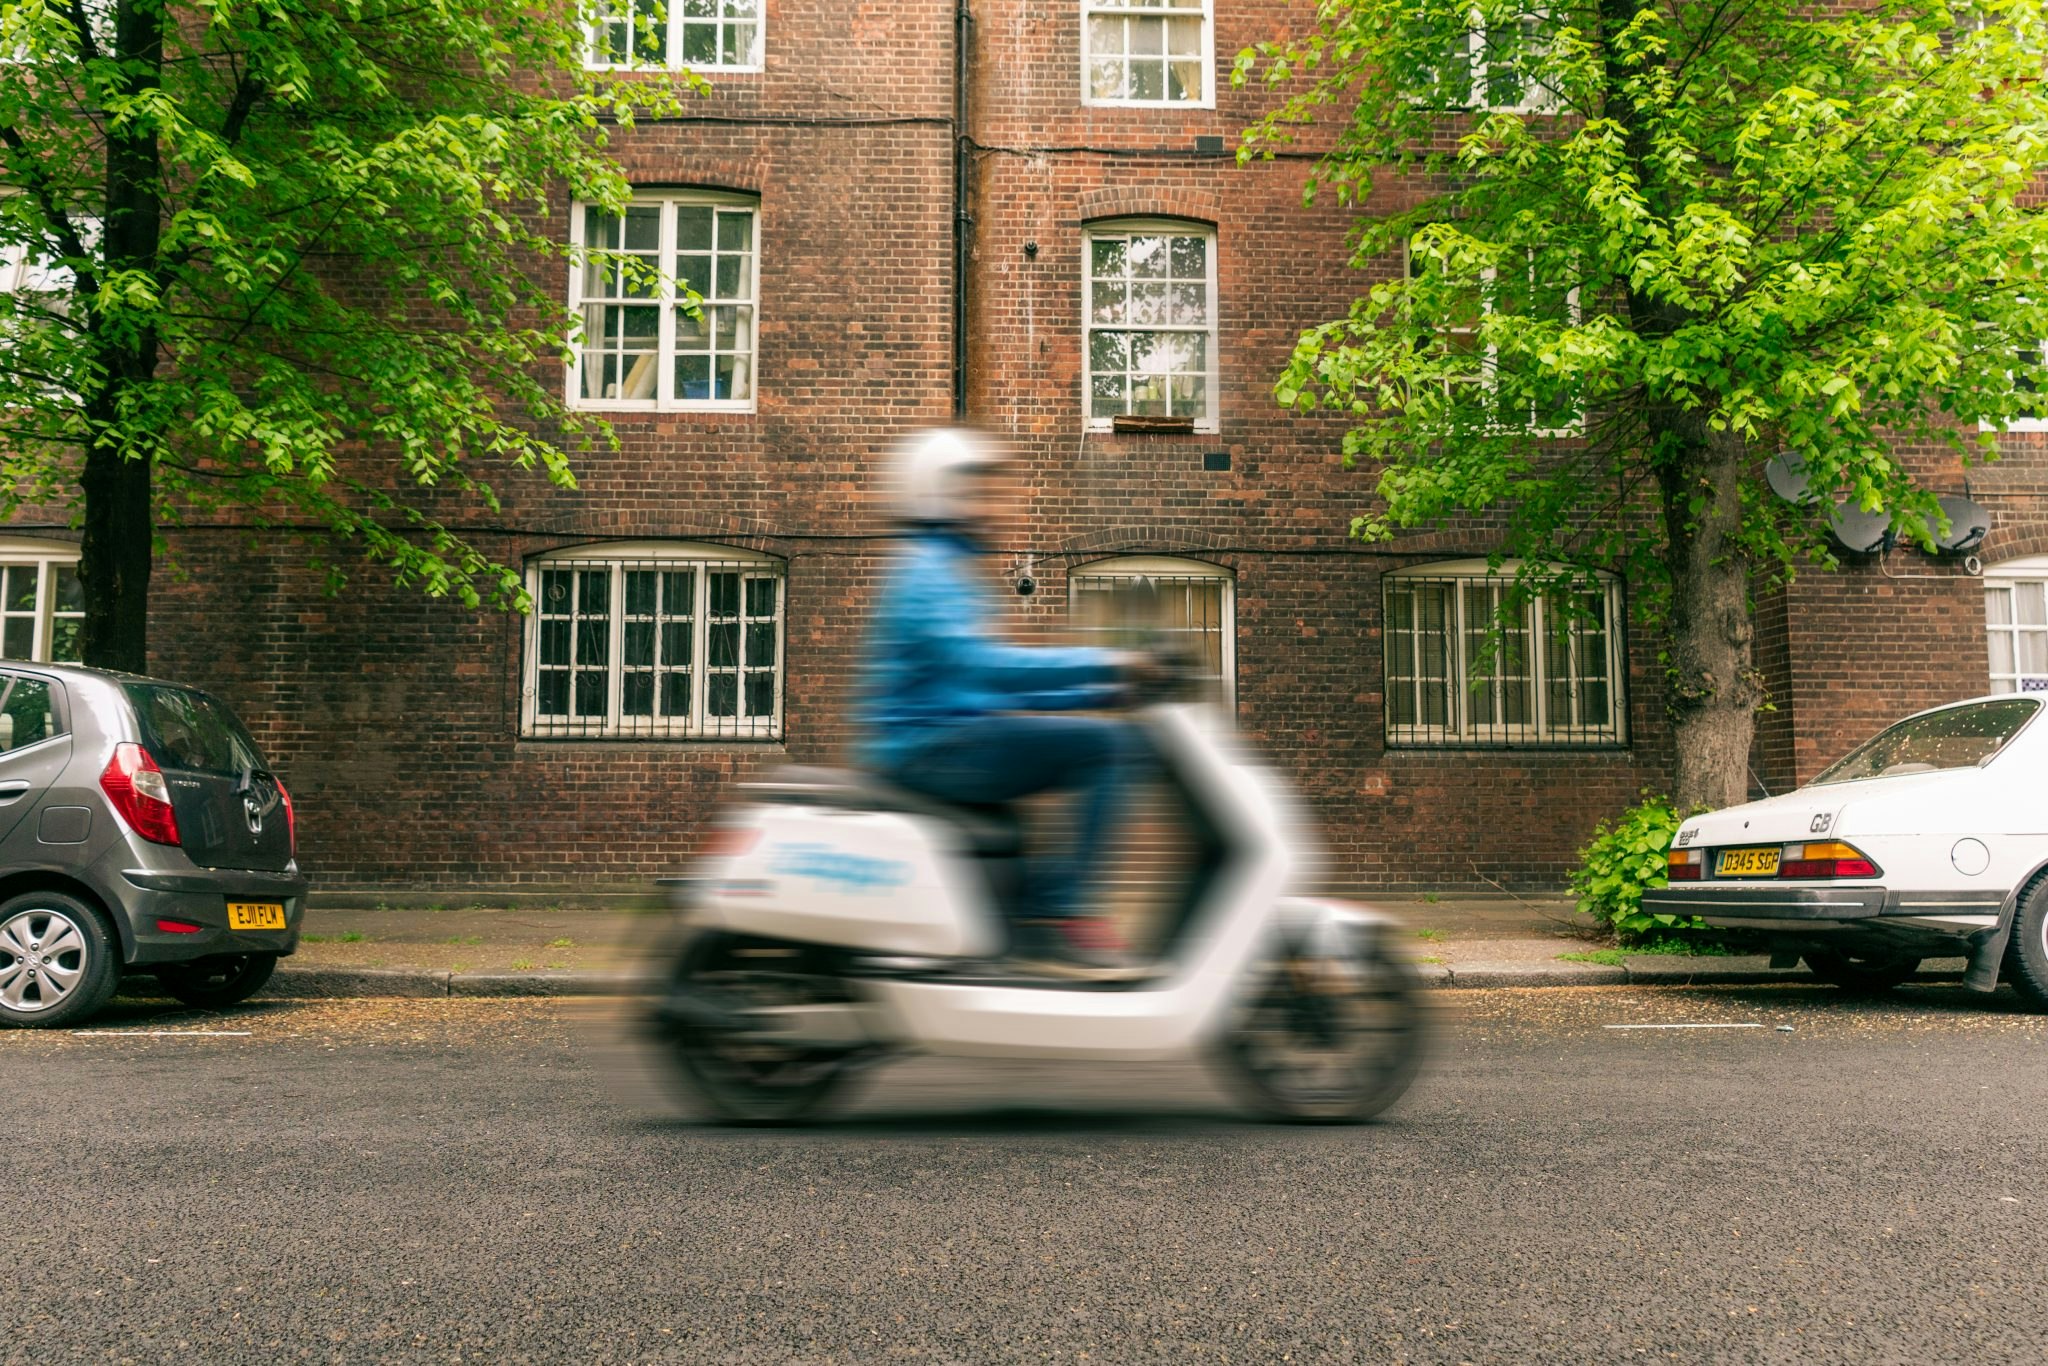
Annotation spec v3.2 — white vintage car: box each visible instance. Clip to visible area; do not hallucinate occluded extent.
[1643,694,2048,1006]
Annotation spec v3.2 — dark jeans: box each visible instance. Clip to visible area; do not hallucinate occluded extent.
[885,714,1139,921]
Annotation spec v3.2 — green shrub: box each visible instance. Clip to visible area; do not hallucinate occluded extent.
[1569,793,1715,944]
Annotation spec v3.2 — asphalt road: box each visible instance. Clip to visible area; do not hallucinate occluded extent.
[7,984,2047,1364]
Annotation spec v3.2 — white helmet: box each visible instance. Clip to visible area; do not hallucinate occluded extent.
[892,427,1009,524]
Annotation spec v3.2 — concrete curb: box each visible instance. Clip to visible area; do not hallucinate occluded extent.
[268,967,646,999]
[267,960,1969,999]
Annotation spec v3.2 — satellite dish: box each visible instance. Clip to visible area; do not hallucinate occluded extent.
[1828,502,1892,555]
[1934,495,1990,554]
[1765,452,1815,505]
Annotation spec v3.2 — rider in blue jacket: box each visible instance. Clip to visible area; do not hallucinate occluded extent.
[855,429,1158,972]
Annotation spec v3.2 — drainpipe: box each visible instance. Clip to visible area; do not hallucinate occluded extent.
[953,0,973,418]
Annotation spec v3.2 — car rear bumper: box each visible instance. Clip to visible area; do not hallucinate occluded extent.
[1643,886,1888,920]
[115,866,309,966]
[1643,885,2005,937]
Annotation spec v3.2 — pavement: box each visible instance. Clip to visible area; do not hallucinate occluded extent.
[165,891,1978,1001]
[14,986,2048,1361]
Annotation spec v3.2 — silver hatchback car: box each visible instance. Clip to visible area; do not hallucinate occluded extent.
[0,663,307,1028]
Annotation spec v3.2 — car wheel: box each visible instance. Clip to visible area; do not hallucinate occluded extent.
[155,953,279,1010]
[1804,947,1921,994]
[0,891,120,1029]
[2001,875,2048,1012]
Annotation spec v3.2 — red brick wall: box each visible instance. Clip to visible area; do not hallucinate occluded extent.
[93,3,2048,894]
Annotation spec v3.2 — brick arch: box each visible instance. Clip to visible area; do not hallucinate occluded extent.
[1074,187,1222,227]
[521,525,792,560]
[1977,515,2048,569]
[1056,524,1230,555]
[614,156,770,196]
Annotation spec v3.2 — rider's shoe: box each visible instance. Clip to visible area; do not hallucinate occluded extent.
[1007,917,1155,981]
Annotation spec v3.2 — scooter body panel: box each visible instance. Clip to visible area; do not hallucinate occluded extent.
[860,704,1302,1061]
[696,804,1004,959]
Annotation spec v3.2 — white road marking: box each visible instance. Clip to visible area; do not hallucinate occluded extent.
[1604,1023,1763,1030]
[70,1030,253,1037]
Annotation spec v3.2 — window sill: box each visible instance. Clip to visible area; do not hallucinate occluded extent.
[1081,97,1218,111]
[1383,739,1631,753]
[1089,419,1218,436]
[569,400,758,416]
[1983,420,2048,433]
[518,733,785,747]
[584,63,765,75]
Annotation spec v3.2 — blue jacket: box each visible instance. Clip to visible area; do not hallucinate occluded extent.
[854,529,1124,770]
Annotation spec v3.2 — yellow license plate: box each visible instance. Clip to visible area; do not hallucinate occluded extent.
[226,901,287,931]
[1715,847,1782,878]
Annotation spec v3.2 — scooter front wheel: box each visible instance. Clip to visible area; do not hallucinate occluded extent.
[655,931,867,1125]
[1215,939,1427,1124]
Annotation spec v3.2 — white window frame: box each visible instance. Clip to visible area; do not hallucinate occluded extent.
[1983,336,2048,433]
[1420,8,1559,114]
[521,541,784,741]
[566,191,759,414]
[0,214,101,295]
[1383,559,1626,747]
[1068,556,1236,709]
[1080,0,1214,109]
[582,0,764,73]
[1083,219,1220,433]
[1984,555,2048,694]
[0,537,82,664]
[1,0,113,64]
[1405,238,1581,437]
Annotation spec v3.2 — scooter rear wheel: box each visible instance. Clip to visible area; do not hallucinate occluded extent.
[657,931,867,1125]
[1215,939,1427,1124]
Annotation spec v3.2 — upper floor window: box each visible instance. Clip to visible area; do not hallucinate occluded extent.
[1985,556,2048,693]
[1407,238,1580,435]
[1069,557,1234,707]
[1085,222,1218,432]
[1083,0,1211,106]
[1422,8,1558,113]
[1985,337,2048,433]
[0,216,99,296]
[568,192,757,412]
[1384,560,1625,747]
[0,539,82,664]
[584,0,762,70]
[523,543,783,740]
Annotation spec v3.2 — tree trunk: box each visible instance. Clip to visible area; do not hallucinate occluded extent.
[1660,426,1760,812]
[79,0,163,674]
[78,434,152,673]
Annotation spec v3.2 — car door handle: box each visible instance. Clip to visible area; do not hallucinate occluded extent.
[0,781,30,803]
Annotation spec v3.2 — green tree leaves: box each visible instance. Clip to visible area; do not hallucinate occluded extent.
[0,0,701,650]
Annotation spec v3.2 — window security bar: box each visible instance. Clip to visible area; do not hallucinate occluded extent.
[526,557,783,741]
[1384,573,1625,749]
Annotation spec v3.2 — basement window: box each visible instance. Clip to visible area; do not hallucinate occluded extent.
[524,543,783,740]
[0,538,82,663]
[1384,560,1626,748]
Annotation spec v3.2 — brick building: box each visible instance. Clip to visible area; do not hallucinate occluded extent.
[0,1,2036,896]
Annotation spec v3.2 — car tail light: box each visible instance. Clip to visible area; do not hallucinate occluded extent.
[278,778,296,856]
[100,743,181,846]
[1777,841,1879,880]
[1665,848,1703,882]
[155,918,202,934]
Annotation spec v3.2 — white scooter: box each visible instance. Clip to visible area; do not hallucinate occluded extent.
[647,678,1426,1124]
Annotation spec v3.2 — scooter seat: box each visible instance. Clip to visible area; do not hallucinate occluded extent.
[743,765,1023,857]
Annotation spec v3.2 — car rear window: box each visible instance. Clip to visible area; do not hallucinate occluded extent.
[124,684,266,776]
[1813,697,2040,785]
